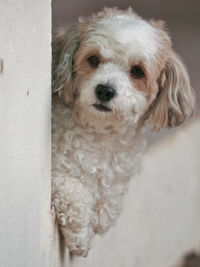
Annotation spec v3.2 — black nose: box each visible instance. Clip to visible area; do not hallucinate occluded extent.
[95,84,116,102]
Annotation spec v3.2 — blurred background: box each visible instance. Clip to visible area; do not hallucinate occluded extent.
[52,0,200,143]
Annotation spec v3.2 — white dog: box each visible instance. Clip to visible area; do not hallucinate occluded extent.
[52,7,195,256]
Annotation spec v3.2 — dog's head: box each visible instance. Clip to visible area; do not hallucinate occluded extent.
[52,7,195,130]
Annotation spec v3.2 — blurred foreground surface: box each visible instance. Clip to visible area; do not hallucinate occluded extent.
[52,118,200,267]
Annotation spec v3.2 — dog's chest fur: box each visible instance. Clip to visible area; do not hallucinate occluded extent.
[52,97,146,199]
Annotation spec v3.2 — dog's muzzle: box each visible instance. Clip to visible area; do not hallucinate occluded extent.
[95,84,116,102]
[93,84,115,112]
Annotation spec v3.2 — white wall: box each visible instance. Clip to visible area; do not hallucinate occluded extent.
[0,1,52,266]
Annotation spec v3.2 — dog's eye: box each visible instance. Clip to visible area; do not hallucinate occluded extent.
[87,55,100,68]
[130,65,145,79]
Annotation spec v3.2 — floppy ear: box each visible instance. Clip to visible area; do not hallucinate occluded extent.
[52,24,80,104]
[146,50,195,131]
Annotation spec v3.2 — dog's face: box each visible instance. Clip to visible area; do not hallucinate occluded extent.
[73,13,160,124]
[53,8,195,130]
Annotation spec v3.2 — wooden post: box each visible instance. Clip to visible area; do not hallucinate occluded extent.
[0,1,52,266]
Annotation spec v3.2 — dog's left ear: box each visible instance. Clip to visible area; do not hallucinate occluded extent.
[52,24,80,104]
[144,25,195,131]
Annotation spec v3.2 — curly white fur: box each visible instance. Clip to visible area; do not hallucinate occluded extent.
[52,7,195,256]
[52,97,146,256]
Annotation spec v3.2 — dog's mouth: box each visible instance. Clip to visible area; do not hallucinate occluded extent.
[93,103,112,112]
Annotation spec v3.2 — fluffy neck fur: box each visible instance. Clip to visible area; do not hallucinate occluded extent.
[52,95,146,188]
[52,95,146,255]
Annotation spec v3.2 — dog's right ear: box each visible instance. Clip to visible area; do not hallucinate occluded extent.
[52,24,80,103]
[144,20,195,131]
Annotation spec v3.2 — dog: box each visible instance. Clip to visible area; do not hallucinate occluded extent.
[52,7,195,256]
